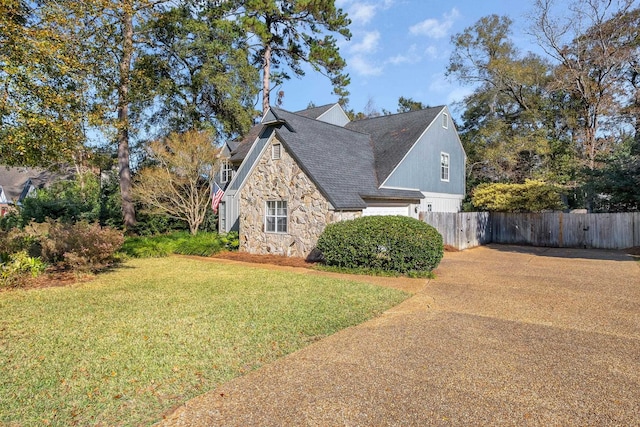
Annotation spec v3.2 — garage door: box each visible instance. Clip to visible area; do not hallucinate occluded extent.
[362,205,410,217]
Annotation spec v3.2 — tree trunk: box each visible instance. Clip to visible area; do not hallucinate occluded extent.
[117,4,136,229]
[262,43,271,114]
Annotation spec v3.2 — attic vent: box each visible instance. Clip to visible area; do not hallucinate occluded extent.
[272,143,282,160]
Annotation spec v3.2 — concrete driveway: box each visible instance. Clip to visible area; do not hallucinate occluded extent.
[160,245,640,426]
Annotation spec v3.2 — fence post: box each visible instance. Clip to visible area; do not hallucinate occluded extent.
[558,212,563,248]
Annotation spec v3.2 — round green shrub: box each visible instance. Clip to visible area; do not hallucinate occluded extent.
[316,216,444,274]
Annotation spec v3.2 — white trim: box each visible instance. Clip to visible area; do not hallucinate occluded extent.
[421,191,464,199]
[229,131,279,196]
[265,200,288,234]
[316,103,351,126]
[442,112,449,129]
[379,106,446,188]
[440,152,450,182]
[378,184,421,191]
[271,142,281,160]
[220,159,233,184]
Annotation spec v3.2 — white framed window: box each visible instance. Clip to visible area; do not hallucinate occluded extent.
[265,200,287,233]
[442,112,449,129]
[426,203,433,212]
[440,152,450,182]
[271,143,281,160]
[220,160,233,183]
[219,202,226,231]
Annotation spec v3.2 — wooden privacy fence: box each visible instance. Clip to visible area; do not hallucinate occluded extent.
[421,212,640,250]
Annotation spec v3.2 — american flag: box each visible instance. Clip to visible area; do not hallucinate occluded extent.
[211,182,224,213]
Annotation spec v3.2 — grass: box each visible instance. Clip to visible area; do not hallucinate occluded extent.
[0,256,408,426]
[119,231,239,258]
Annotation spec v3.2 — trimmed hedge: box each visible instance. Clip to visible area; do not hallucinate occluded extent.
[316,216,444,274]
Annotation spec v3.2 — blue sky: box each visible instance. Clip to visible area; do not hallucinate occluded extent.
[275,0,540,118]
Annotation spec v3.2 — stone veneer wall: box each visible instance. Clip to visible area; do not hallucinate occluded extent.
[239,137,361,257]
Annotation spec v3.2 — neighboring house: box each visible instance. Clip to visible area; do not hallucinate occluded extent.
[219,103,466,258]
[0,166,69,216]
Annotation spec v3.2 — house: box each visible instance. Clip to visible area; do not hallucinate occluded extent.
[0,166,69,216]
[218,103,466,257]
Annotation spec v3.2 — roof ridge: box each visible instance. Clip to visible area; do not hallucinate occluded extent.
[271,106,365,136]
[351,105,445,123]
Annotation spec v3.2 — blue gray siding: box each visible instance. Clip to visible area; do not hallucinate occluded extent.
[316,104,350,127]
[383,110,465,196]
[220,129,273,232]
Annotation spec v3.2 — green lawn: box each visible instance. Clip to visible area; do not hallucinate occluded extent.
[0,257,408,426]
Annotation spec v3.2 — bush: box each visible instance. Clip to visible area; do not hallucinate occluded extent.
[120,231,239,258]
[472,180,565,212]
[40,221,125,272]
[0,223,48,259]
[0,251,47,287]
[316,216,444,274]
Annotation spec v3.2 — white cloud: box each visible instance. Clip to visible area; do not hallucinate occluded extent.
[409,8,460,39]
[428,73,472,104]
[349,55,383,76]
[424,45,439,59]
[349,2,377,25]
[387,44,420,65]
[349,31,380,54]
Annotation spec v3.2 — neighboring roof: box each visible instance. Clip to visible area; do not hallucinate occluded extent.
[346,106,444,184]
[229,124,263,162]
[266,108,423,210]
[0,166,68,204]
[294,104,335,120]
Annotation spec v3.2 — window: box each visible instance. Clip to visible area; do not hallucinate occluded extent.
[219,202,226,231]
[220,160,233,183]
[442,112,448,129]
[272,143,281,160]
[440,152,450,182]
[265,200,287,233]
[426,203,433,212]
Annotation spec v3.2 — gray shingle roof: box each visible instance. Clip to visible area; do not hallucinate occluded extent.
[268,108,423,210]
[346,107,444,183]
[229,124,262,163]
[0,166,69,203]
[294,104,335,119]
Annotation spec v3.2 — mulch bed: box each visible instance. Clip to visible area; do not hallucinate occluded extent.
[1,268,94,292]
[212,251,317,268]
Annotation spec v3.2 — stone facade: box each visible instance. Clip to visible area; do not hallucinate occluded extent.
[239,137,361,257]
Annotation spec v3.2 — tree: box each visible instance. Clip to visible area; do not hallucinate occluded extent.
[229,0,352,113]
[142,3,259,135]
[587,136,640,212]
[35,0,171,229]
[448,15,556,184]
[397,97,428,113]
[531,0,638,170]
[0,0,85,166]
[134,130,219,235]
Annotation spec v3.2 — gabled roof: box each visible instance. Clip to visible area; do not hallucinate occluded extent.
[229,104,346,163]
[346,106,444,184]
[266,108,423,210]
[0,166,68,204]
[294,103,335,120]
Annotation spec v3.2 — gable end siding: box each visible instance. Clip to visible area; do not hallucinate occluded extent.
[239,137,360,257]
[316,104,350,126]
[383,111,465,197]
